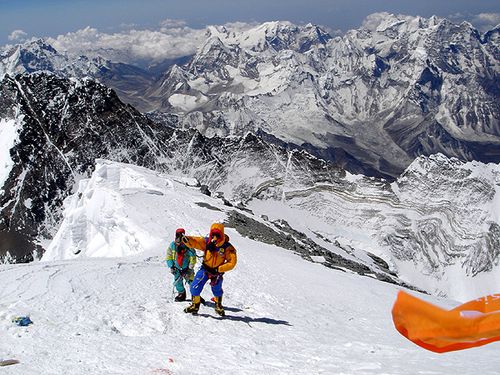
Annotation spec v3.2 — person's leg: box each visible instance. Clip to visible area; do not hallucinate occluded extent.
[190,268,209,297]
[211,276,225,316]
[210,275,223,298]
[173,269,187,301]
[185,269,208,313]
[173,269,185,293]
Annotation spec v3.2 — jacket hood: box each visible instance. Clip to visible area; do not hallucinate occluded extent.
[210,222,226,246]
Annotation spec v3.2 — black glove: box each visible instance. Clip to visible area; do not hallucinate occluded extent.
[179,268,188,277]
[207,240,217,252]
[203,265,220,275]
[170,267,176,274]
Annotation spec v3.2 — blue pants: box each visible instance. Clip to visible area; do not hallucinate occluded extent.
[172,268,193,293]
[190,267,223,298]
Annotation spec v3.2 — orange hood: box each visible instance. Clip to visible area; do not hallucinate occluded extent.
[209,223,225,246]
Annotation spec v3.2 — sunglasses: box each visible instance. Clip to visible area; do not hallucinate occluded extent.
[210,230,222,240]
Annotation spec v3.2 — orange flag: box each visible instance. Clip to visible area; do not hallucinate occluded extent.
[392,290,500,353]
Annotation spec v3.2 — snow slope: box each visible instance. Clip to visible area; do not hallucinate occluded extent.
[1,160,499,374]
[0,116,22,191]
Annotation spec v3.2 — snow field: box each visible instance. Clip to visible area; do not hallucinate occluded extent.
[1,236,499,374]
[1,160,499,374]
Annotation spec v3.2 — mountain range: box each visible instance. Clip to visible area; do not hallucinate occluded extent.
[0,13,499,298]
[2,14,498,179]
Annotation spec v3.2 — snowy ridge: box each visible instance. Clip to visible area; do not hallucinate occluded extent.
[44,161,172,260]
[44,159,396,284]
[246,153,500,300]
[44,160,206,261]
[1,158,498,374]
[45,157,500,301]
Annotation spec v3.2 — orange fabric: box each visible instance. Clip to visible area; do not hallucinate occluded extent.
[183,223,237,273]
[392,291,500,353]
[209,223,225,247]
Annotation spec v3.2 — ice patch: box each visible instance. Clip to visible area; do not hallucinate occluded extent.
[43,159,223,261]
[0,117,22,190]
[168,93,207,112]
[43,161,174,260]
[311,255,326,263]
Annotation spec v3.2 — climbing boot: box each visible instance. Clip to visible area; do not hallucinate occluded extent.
[214,296,225,317]
[174,290,186,302]
[184,295,201,314]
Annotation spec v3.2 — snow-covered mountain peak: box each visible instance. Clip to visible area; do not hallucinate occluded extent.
[18,38,58,55]
[206,21,331,53]
[2,15,496,181]
[360,13,433,34]
[200,35,226,50]
[146,10,498,178]
[0,39,114,79]
[0,39,64,77]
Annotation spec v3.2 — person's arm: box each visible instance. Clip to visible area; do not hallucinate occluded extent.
[218,246,237,273]
[182,236,207,252]
[165,242,175,268]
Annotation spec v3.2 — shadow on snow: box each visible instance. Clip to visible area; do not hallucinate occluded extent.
[195,312,292,326]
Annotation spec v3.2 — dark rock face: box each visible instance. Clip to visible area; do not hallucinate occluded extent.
[0,73,176,261]
[0,230,44,263]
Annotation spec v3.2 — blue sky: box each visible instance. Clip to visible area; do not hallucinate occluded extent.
[1,0,499,46]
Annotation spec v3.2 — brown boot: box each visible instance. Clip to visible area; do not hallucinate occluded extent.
[184,295,201,314]
[214,296,225,316]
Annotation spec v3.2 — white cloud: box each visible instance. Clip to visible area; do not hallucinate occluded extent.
[471,13,500,31]
[47,25,207,64]
[360,12,392,31]
[8,29,27,41]
[119,22,140,30]
[321,26,343,37]
[448,12,500,32]
[46,21,259,65]
[217,21,258,32]
[159,19,188,29]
